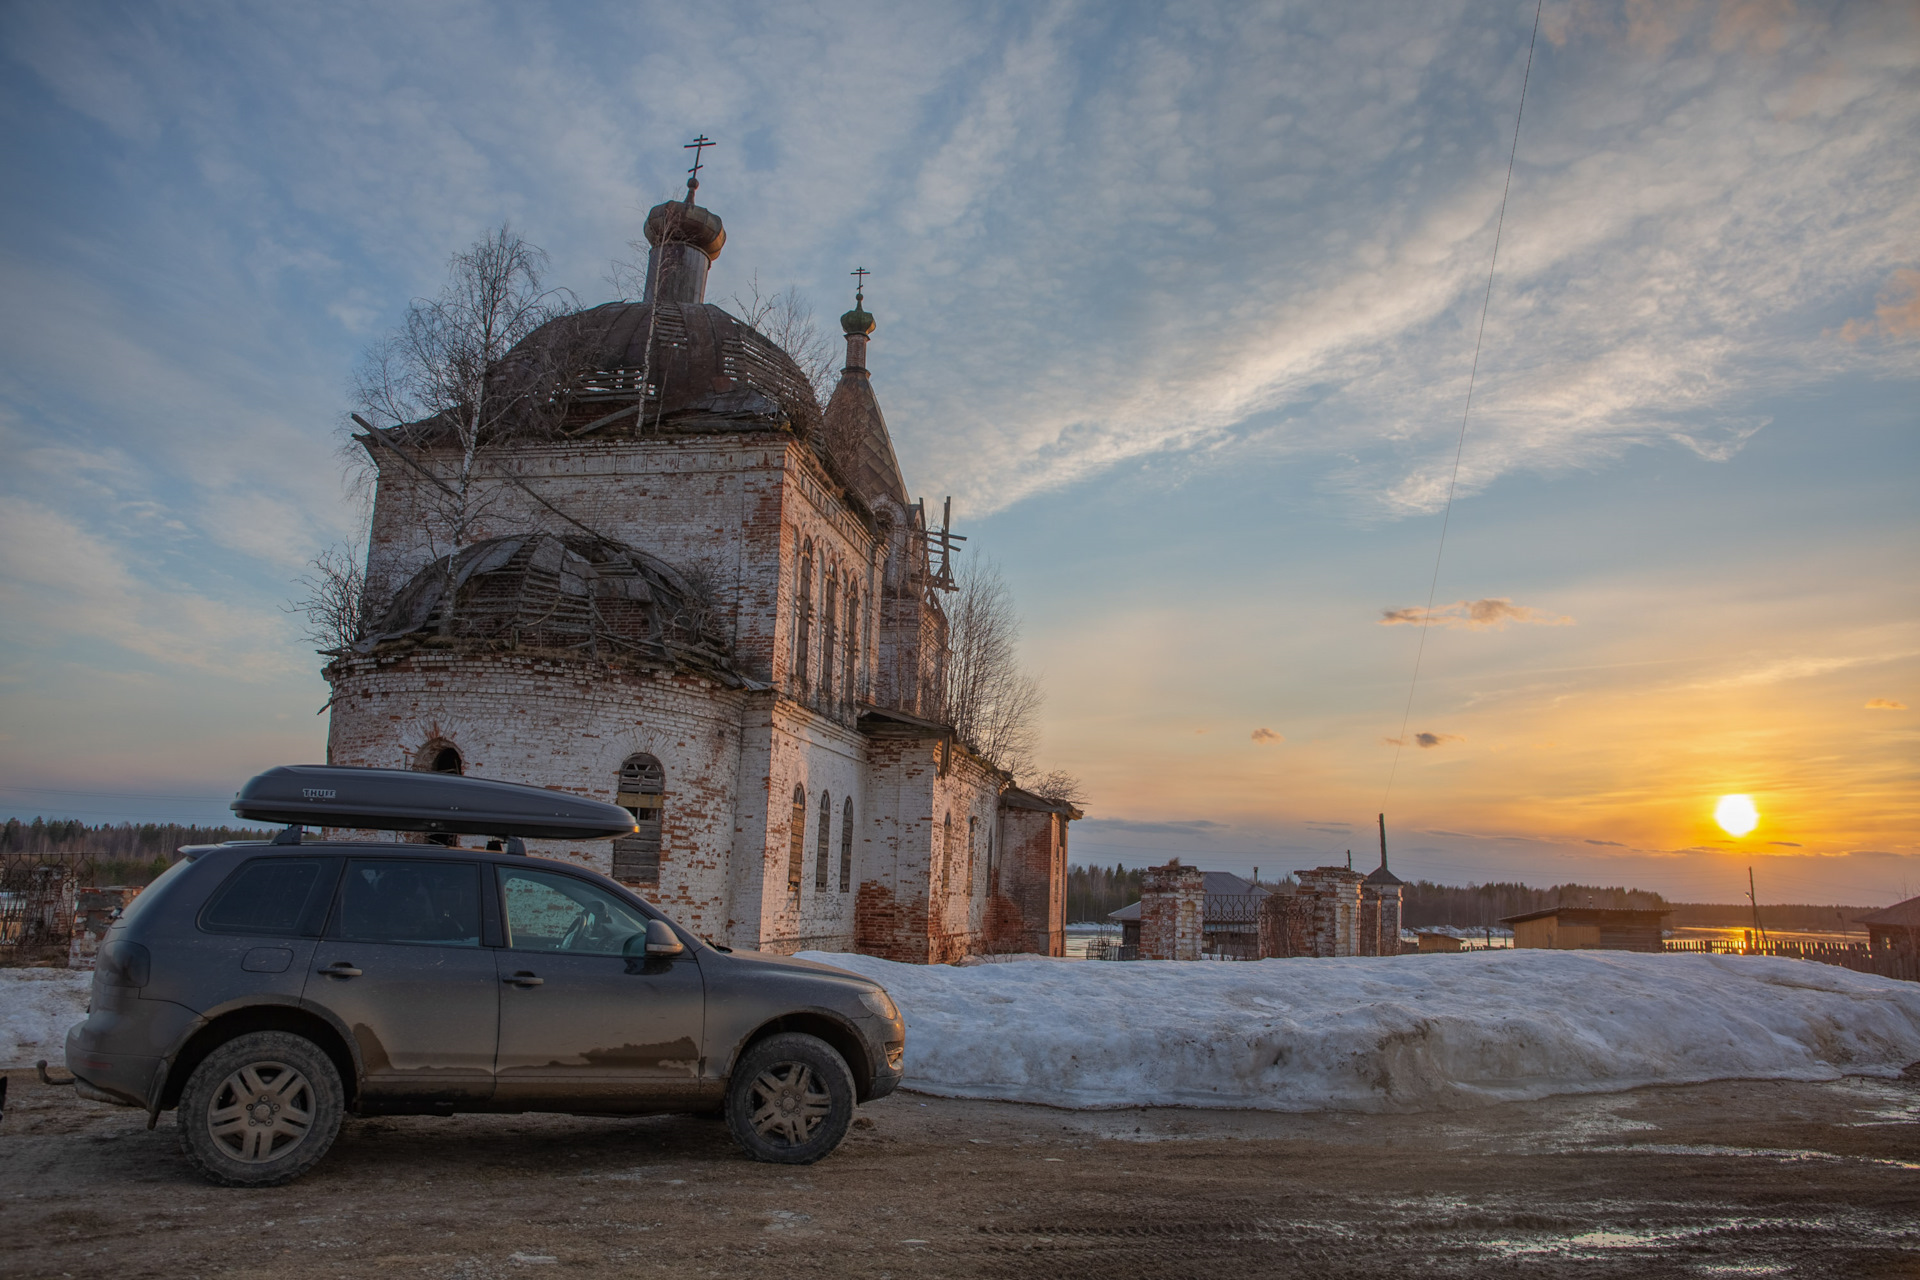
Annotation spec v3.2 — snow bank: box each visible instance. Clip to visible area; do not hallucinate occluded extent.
[798,949,1920,1113]
[0,969,91,1068]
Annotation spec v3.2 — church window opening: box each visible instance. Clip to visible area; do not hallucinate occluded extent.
[795,543,813,691]
[788,786,807,893]
[846,589,860,703]
[839,797,854,892]
[613,754,665,887]
[815,792,832,890]
[941,813,953,895]
[967,815,977,888]
[822,572,839,704]
[416,741,463,775]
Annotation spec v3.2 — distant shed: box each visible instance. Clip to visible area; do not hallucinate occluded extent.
[1854,895,1920,956]
[1501,907,1669,953]
[1415,931,1464,953]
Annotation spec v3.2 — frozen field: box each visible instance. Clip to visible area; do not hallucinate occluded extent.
[802,948,1920,1112]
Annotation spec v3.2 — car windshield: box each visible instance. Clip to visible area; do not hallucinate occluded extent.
[499,865,652,956]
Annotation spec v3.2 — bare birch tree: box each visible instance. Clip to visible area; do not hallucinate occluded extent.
[943,554,1044,778]
[353,226,580,626]
[290,543,367,654]
[729,275,836,406]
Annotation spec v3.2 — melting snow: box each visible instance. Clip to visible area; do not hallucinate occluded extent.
[799,949,1920,1112]
[0,969,91,1067]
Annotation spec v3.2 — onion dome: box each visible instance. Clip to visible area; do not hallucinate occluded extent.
[841,291,875,336]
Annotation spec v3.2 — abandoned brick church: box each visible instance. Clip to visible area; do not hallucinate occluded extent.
[324,171,1077,962]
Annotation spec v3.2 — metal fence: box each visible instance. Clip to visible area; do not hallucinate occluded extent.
[0,860,76,963]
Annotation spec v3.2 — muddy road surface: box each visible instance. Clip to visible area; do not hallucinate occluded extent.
[2,1070,1916,1278]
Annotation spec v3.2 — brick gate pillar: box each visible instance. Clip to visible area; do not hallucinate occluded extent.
[1139,862,1205,961]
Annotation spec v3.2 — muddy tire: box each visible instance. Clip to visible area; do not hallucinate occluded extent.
[177,1031,343,1187]
[725,1032,855,1165]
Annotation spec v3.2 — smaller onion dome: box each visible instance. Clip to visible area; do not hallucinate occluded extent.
[840,291,875,336]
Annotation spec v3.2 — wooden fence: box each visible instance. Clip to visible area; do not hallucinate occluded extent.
[1665,936,1918,982]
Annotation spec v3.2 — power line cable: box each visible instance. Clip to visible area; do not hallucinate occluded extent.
[1383,0,1544,810]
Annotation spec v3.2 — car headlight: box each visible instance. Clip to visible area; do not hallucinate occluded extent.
[858,988,899,1022]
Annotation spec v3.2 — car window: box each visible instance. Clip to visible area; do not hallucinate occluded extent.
[333,860,482,947]
[199,859,332,937]
[499,866,651,956]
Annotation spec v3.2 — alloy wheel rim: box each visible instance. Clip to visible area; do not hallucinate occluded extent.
[206,1060,315,1163]
[748,1061,830,1147]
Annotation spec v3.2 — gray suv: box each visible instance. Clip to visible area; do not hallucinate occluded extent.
[63,766,905,1186]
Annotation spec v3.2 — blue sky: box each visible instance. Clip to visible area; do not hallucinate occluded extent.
[1,0,1914,903]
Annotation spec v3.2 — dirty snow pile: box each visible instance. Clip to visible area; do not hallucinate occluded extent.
[0,969,91,1068]
[799,949,1920,1112]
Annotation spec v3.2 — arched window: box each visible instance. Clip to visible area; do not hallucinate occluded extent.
[967,815,977,889]
[845,588,859,704]
[416,741,463,774]
[822,571,838,704]
[788,785,807,892]
[795,542,813,690]
[613,754,665,887]
[815,791,832,890]
[941,813,953,895]
[839,796,854,892]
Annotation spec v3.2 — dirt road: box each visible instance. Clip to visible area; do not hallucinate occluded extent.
[2,1069,1915,1278]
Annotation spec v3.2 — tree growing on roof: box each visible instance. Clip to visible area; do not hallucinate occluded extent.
[349,225,583,630]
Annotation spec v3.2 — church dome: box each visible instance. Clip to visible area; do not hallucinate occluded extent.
[507,299,820,435]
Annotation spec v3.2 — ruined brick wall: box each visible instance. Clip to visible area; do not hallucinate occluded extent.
[1294,867,1365,957]
[362,434,879,712]
[326,650,746,943]
[1139,863,1205,961]
[1361,884,1404,956]
[68,886,141,970]
[731,696,867,954]
[989,806,1067,956]
[1258,889,1307,959]
[855,730,1003,964]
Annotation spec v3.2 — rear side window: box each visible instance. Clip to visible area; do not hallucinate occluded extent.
[333,860,482,947]
[199,859,333,937]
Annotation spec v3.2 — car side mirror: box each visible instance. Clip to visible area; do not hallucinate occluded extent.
[644,918,685,958]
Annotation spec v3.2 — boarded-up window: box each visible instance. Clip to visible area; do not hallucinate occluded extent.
[796,545,813,690]
[815,792,832,890]
[839,796,854,893]
[613,754,665,886]
[822,573,838,704]
[788,786,807,892]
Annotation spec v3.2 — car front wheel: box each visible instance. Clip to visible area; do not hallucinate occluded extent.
[724,1032,855,1165]
[177,1031,344,1187]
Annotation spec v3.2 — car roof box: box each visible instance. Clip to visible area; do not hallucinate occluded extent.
[232,765,637,840]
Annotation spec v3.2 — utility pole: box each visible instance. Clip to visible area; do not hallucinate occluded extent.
[1747,866,1767,948]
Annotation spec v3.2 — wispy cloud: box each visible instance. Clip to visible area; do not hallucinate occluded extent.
[1250,727,1281,743]
[1865,698,1908,710]
[1380,598,1574,630]
[1385,732,1465,749]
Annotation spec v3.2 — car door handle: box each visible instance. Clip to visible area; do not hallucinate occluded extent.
[317,962,362,979]
[502,972,544,988]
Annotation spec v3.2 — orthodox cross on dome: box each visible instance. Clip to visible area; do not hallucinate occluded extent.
[850,265,870,304]
[682,134,714,198]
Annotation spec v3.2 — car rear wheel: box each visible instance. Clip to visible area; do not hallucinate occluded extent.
[724,1032,855,1165]
[177,1031,343,1187]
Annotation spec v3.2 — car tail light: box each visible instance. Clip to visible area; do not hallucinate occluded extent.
[97,940,151,988]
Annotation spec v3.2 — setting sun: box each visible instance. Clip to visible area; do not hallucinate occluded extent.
[1714,794,1759,837]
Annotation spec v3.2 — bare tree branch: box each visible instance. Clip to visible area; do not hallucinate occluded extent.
[942,554,1043,778]
[728,275,835,407]
[290,543,367,655]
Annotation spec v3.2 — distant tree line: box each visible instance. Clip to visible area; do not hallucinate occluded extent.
[1,818,273,886]
[1667,902,1872,932]
[1401,881,1669,928]
[1066,864,1147,924]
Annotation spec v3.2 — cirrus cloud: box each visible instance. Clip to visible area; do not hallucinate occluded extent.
[1865,698,1908,710]
[1379,598,1574,630]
